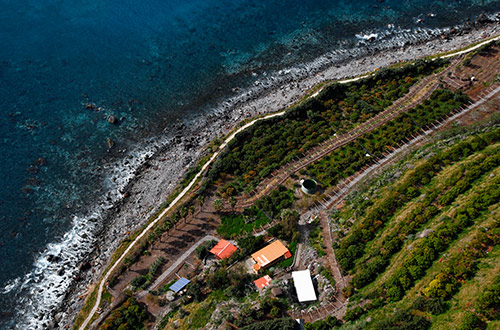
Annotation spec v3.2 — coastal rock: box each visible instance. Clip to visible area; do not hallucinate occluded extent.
[35,157,47,166]
[107,115,118,125]
[477,14,493,24]
[79,261,91,272]
[107,138,115,149]
[47,254,62,263]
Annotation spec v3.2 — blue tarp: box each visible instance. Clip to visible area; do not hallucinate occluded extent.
[169,277,190,293]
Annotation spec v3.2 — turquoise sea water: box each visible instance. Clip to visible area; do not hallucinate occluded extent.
[0,0,499,328]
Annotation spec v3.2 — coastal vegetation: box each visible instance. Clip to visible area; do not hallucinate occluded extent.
[100,297,149,330]
[303,88,469,187]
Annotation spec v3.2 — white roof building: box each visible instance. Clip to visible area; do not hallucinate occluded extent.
[292,270,317,302]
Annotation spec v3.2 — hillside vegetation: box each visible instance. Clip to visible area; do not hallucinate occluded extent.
[326,126,500,330]
[206,59,449,196]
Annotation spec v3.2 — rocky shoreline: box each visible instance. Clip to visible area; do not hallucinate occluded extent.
[54,19,500,330]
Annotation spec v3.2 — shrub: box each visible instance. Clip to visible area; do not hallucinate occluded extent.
[100,297,149,330]
[457,312,485,330]
[344,306,365,321]
[239,317,297,330]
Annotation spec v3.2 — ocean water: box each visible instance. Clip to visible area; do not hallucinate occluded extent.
[0,0,499,328]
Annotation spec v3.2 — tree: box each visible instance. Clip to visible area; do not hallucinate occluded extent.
[213,199,223,213]
[179,205,188,223]
[101,297,149,330]
[171,213,180,229]
[197,194,205,210]
[229,196,237,211]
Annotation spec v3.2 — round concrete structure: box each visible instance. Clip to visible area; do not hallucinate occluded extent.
[301,179,317,194]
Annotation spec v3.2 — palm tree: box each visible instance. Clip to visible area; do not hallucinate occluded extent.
[180,205,188,224]
[171,213,180,230]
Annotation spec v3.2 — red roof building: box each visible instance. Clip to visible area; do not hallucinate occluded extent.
[254,275,273,290]
[251,240,292,272]
[209,239,238,260]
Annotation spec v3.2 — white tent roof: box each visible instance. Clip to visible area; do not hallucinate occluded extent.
[292,270,317,302]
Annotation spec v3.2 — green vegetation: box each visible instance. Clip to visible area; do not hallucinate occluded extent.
[239,317,297,330]
[421,220,500,300]
[305,89,469,187]
[268,208,301,242]
[476,274,500,322]
[131,256,165,291]
[100,297,149,330]
[195,239,217,260]
[309,220,326,257]
[217,185,295,239]
[318,266,336,287]
[384,175,500,302]
[305,316,340,330]
[255,185,295,219]
[336,129,500,275]
[276,240,297,268]
[208,59,449,195]
[217,206,270,238]
[329,126,500,329]
[349,144,500,291]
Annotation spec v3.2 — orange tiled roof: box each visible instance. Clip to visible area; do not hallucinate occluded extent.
[251,240,291,268]
[209,239,237,260]
[254,275,273,290]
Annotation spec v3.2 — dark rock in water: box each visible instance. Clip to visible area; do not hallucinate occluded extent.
[35,157,47,166]
[22,186,34,194]
[47,254,62,263]
[27,165,39,174]
[107,137,115,149]
[107,115,118,125]
[477,13,492,24]
[79,261,91,272]
[84,103,97,110]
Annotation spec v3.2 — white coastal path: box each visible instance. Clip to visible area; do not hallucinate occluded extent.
[78,33,500,330]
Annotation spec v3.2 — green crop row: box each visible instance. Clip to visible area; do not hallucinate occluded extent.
[336,127,500,272]
[350,145,500,290]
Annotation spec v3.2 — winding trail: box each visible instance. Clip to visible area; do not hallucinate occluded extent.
[77,34,500,330]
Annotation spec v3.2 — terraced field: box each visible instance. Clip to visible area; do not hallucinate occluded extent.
[328,127,500,330]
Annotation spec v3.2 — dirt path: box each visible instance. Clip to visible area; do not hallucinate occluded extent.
[319,211,346,300]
